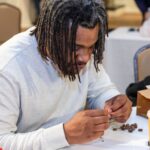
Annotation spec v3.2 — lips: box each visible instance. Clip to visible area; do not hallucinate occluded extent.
[73,64,84,69]
[77,64,85,69]
[72,62,86,72]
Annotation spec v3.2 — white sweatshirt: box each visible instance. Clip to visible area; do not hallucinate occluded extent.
[0,27,119,150]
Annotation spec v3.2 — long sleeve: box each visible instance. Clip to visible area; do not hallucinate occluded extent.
[0,72,69,150]
[87,65,120,109]
[0,124,68,150]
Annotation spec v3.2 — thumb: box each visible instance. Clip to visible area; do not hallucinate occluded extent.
[104,100,113,115]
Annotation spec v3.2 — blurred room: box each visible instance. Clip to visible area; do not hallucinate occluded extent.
[0,0,143,31]
[105,0,142,29]
[0,0,150,93]
[0,1,149,150]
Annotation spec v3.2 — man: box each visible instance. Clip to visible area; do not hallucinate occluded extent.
[0,0,132,149]
[135,0,150,21]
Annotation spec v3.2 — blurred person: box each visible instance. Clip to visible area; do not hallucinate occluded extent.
[134,0,150,37]
[0,0,132,149]
[135,0,150,21]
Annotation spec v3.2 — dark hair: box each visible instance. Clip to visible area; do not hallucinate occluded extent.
[32,0,108,81]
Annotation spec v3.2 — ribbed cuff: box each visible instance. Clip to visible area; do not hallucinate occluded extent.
[98,89,120,108]
[43,123,69,150]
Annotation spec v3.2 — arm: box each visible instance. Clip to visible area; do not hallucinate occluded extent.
[86,63,132,123]
[0,72,69,150]
[87,64,120,109]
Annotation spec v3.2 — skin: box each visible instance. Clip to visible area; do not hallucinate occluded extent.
[74,24,99,72]
[63,24,132,144]
[67,24,99,74]
[104,95,132,123]
[145,12,150,20]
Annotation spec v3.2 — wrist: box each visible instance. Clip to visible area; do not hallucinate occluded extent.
[63,123,73,144]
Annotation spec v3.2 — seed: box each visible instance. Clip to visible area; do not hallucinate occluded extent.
[138,128,143,132]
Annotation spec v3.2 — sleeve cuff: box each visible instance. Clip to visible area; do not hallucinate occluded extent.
[98,89,120,108]
[43,123,69,149]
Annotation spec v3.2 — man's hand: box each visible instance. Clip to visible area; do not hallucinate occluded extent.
[64,109,109,144]
[104,95,132,123]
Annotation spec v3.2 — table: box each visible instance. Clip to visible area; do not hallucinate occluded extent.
[61,107,148,150]
[0,0,36,29]
[103,27,150,93]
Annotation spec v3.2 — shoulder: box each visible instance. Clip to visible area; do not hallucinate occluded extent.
[0,27,37,72]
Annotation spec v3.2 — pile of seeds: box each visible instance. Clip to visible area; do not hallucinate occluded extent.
[112,123,143,133]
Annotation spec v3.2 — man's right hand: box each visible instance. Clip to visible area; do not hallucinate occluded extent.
[63,109,109,144]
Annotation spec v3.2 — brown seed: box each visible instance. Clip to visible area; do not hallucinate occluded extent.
[120,124,126,130]
[138,128,143,132]
[112,123,139,133]
[112,128,117,131]
[125,124,129,129]
[132,123,138,128]
[128,128,133,132]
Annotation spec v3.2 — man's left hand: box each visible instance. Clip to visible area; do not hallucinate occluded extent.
[104,95,132,123]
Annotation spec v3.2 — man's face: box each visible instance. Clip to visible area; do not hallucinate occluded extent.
[68,23,99,74]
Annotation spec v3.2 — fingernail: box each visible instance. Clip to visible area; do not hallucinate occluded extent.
[108,108,112,113]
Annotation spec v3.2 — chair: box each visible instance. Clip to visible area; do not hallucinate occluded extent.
[134,44,150,82]
[0,3,21,44]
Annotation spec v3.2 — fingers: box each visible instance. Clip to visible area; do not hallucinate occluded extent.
[109,95,127,112]
[84,110,109,129]
[110,100,129,117]
[84,110,109,131]
[64,109,109,144]
[104,100,113,114]
[84,109,107,117]
[93,116,109,125]
[93,123,109,132]
[84,110,109,133]
[87,131,104,142]
[112,98,132,116]
[104,95,132,123]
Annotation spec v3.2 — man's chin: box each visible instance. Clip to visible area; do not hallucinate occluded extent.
[74,67,84,74]
[65,65,85,75]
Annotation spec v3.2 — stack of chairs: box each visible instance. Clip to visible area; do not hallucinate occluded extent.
[0,3,21,44]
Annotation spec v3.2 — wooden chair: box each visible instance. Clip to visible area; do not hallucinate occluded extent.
[0,3,21,44]
[134,44,150,82]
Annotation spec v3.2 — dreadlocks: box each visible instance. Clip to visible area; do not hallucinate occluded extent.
[32,0,108,81]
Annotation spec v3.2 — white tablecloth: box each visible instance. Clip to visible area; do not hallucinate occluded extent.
[62,107,148,150]
[103,27,150,93]
[0,0,36,29]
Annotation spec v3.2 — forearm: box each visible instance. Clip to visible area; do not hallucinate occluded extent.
[0,124,69,150]
[87,64,120,109]
[87,85,120,109]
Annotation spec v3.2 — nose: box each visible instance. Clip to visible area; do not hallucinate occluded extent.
[76,52,91,64]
